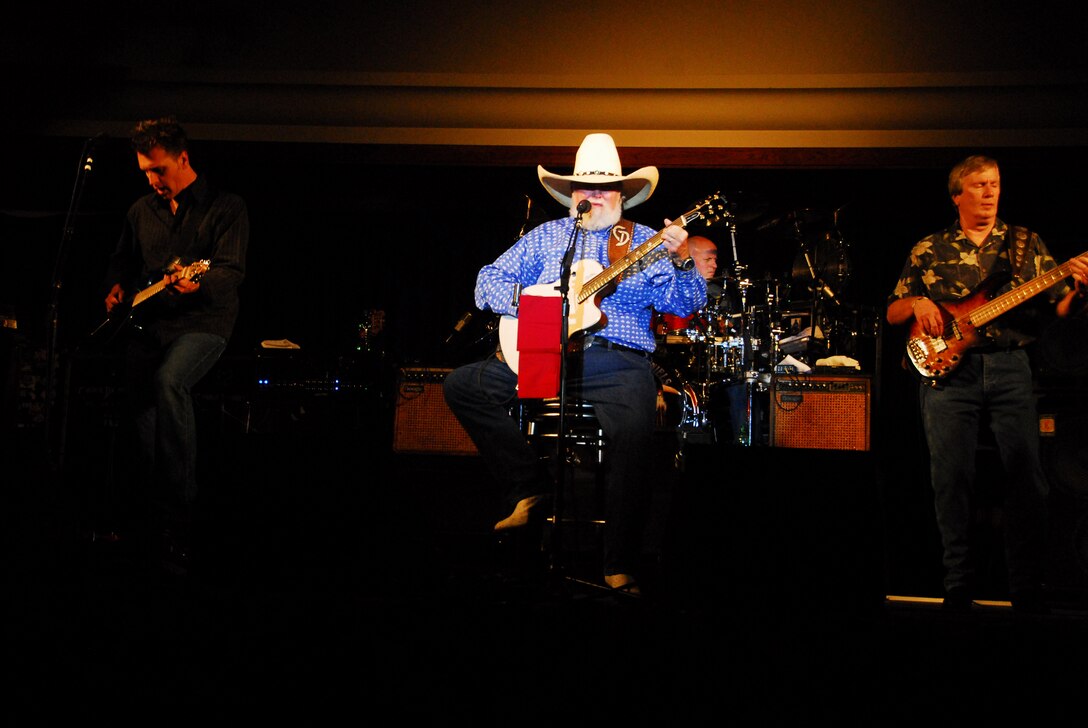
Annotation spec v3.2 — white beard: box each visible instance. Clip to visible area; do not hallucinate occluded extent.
[569,200,623,231]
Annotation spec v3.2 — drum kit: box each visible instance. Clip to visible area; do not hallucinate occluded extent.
[652,199,857,446]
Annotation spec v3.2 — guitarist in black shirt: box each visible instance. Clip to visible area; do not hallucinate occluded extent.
[102,116,248,575]
[886,155,1088,613]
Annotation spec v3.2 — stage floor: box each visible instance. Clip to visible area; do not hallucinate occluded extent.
[5,420,1088,722]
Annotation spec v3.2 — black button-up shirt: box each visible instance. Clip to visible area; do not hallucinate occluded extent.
[106,175,248,345]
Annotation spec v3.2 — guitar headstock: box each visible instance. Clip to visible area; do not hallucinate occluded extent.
[682,192,730,229]
[182,259,212,282]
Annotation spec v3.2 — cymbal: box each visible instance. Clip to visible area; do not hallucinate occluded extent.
[791,233,851,286]
[720,190,770,224]
[755,207,832,237]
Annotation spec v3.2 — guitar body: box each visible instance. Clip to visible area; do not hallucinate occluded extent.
[905,271,1011,380]
[498,258,605,374]
[86,298,145,348]
[84,259,211,351]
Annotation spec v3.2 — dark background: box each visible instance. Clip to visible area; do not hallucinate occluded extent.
[4,136,1088,600]
[8,138,1088,368]
[4,6,1088,719]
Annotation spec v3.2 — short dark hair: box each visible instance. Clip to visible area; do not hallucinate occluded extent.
[130,116,189,157]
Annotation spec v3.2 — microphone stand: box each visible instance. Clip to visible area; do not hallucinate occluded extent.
[801,239,841,362]
[549,206,587,575]
[44,135,99,470]
[801,242,821,362]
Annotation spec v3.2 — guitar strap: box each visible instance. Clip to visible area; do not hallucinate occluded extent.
[608,219,635,265]
[1006,225,1032,281]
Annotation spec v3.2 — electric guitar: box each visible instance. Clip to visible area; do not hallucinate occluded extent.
[87,259,211,346]
[498,193,727,374]
[906,250,1086,380]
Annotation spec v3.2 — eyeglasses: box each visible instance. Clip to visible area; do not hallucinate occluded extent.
[573,185,622,196]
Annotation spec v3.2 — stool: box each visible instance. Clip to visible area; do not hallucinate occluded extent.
[519,397,609,574]
[522,397,606,469]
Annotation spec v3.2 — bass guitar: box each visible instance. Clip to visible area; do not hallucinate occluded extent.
[906,250,1086,380]
[498,193,726,374]
[87,259,211,346]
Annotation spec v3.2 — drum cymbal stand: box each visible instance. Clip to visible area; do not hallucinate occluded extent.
[721,220,766,447]
[684,314,717,434]
[797,232,843,362]
[724,220,756,372]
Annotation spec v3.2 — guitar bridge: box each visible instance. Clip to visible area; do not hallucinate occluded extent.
[908,336,947,361]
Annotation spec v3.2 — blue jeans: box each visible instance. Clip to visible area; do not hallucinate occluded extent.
[918,348,1049,594]
[444,346,658,577]
[128,332,227,529]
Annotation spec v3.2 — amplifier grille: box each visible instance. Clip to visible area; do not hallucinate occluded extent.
[392,368,478,455]
[770,375,871,451]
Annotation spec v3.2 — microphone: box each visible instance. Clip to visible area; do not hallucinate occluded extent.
[576,199,591,216]
[81,133,109,173]
[444,311,474,345]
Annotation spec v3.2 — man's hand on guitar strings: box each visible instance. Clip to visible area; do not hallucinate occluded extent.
[660,218,688,255]
[165,263,201,295]
[105,283,125,313]
[1069,253,1088,289]
[913,297,942,338]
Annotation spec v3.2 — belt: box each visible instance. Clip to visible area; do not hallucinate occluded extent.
[585,336,652,359]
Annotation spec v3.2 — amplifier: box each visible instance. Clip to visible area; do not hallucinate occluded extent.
[392,368,478,455]
[769,374,870,451]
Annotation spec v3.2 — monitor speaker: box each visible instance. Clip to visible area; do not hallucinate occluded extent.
[1039,410,1088,596]
[770,374,870,451]
[392,368,478,455]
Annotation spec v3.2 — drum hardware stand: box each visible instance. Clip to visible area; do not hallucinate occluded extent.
[721,220,768,446]
[725,216,757,376]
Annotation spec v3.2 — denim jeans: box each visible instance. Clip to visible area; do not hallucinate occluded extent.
[444,345,658,576]
[918,348,1049,594]
[127,332,227,529]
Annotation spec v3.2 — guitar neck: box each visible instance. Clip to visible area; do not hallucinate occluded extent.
[578,211,701,302]
[968,249,1087,327]
[131,279,168,308]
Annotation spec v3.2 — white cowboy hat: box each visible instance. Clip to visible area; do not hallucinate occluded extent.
[537,133,659,209]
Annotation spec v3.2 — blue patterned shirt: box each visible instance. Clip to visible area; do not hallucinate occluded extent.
[475,217,707,352]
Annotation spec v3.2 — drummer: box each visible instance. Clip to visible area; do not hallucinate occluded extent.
[689,236,721,299]
[655,236,723,335]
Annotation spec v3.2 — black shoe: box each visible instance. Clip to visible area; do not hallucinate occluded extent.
[1011,588,1050,615]
[942,587,973,612]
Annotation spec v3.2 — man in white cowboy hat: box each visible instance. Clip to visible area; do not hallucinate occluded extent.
[444,133,706,595]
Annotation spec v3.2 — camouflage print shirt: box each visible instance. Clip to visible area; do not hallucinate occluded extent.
[888,219,1070,347]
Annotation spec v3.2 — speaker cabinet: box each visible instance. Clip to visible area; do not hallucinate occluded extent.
[1039,409,1088,597]
[770,374,870,451]
[392,368,478,455]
